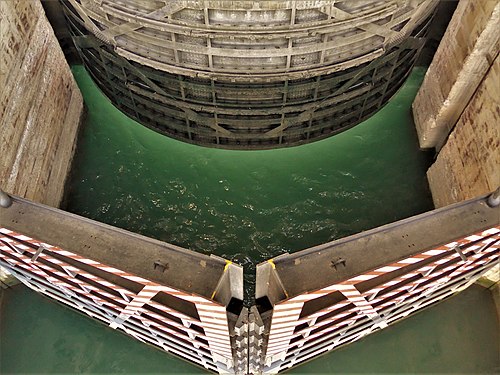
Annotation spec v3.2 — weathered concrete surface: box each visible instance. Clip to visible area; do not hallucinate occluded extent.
[412,0,499,149]
[427,55,499,207]
[0,0,83,207]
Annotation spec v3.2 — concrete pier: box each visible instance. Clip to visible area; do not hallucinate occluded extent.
[427,57,499,207]
[0,0,83,207]
[413,0,499,208]
[412,0,499,150]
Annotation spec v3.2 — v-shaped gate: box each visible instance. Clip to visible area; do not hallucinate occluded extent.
[0,189,498,373]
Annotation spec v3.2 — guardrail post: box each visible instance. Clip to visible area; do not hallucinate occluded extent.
[0,189,12,208]
[248,306,267,374]
[231,307,248,374]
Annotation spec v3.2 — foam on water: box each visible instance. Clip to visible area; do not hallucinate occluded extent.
[66,66,434,299]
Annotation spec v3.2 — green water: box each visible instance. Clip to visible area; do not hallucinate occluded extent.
[0,285,205,374]
[1,284,498,373]
[1,66,498,374]
[65,66,433,289]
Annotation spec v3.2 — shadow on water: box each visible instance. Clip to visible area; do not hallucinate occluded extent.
[65,66,434,302]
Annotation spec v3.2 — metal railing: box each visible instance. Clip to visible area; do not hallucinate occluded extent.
[254,189,500,373]
[0,191,243,373]
[1,188,498,373]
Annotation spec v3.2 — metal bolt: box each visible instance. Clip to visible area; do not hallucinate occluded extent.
[330,258,346,270]
[153,261,169,273]
[0,189,12,208]
[487,187,500,208]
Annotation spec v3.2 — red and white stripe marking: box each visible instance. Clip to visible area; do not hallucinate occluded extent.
[264,227,500,368]
[0,227,235,368]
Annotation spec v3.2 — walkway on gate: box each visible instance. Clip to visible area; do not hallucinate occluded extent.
[1,188,498,374]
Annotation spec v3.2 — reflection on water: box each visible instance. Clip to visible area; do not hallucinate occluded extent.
[66,66,434,301]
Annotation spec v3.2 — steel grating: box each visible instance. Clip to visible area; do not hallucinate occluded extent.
[60,0,438,149]
[0,194,244,374]
[254,192,500,373]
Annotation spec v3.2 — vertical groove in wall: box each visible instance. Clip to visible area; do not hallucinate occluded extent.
[412,0,499,149]
[427,55,500,207]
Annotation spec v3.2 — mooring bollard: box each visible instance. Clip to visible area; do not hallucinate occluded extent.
[0,189,13,208]
[487,187,500,208]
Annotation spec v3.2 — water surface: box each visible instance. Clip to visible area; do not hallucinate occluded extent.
[66,66,434,288]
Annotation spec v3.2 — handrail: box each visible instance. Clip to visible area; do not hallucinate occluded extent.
[0,190,242,306]
[256,190,500,305]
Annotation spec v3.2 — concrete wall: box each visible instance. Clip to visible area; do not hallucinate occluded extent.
[412,0,499,149]
[0,0,83,207]
[412,0,499,207]
[426,56,499,207]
